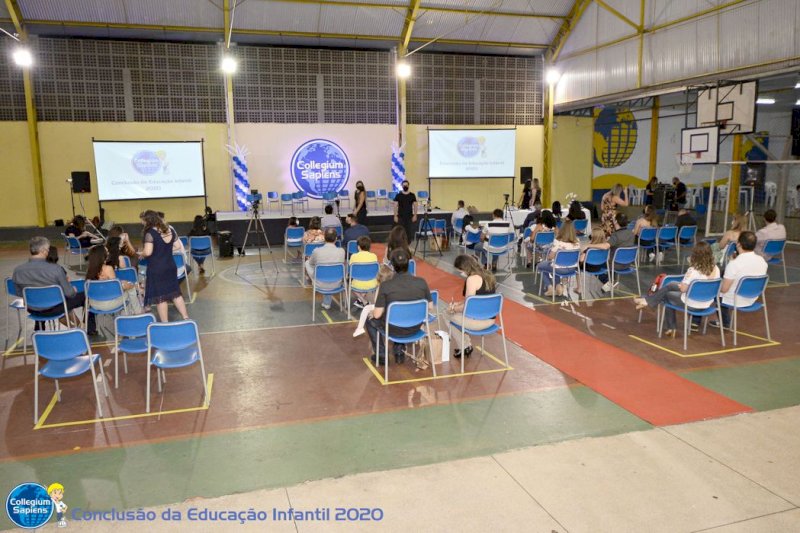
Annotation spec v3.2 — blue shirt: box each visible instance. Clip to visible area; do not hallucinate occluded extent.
[343,223,370,245]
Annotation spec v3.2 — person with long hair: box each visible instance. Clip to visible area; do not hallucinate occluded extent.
[566,200,586,221]
[85,245,132,331]
[531,178,542,206]
[65,215,95,248]
[518,180,533,210]
[384,225,411,266]
[633,241,719,337]
[353,180,368,226]
[633,204,659,237]
[108,225,138,267]
[551,201,562,220]
[644,176,658,205]
[105,236,127,269]
[536,220,580,297]
[303,216,324,244]
[446,255,497,358]
[600,184,629,237]
[139,210,188,322]
[712,214,746,264]
[188,215,211,274]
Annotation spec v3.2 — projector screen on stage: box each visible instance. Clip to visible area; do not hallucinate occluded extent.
[428,129,516,178]
[93,141,206,201]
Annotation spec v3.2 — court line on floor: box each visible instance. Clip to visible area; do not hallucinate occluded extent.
[628,335,781,358]
[34,373,215,430]
[3,338,22,356]
[362,347,512,386]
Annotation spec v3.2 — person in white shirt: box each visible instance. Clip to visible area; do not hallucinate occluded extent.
[715,231,768,328]
[754,209,786,256]
[634,242,720,337]
[474,209,513,271]
[536,220,580,297]
[451,200,467,229]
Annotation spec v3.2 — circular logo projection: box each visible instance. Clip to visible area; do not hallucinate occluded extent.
[593,107,638,168]
[290,139,350,199]
[457,136,484,158]
[131,150,162,175]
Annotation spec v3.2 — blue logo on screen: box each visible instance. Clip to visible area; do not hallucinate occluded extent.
[457,137,484,158]
[131,150,162,176]
[5,483,54,529]
[290,139,350,199]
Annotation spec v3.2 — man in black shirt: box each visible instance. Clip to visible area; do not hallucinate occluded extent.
[675,207,697,228]
[393,180,418,243]
[366,249,432,365]
[672,176,687,210]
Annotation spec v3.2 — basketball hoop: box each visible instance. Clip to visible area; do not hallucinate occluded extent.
[676,152,695,175]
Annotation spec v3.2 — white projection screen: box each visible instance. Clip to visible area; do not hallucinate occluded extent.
[428,129,516,178]
[93,141,207,201]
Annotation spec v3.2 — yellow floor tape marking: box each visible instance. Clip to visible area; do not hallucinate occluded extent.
[628,335,780,358]
[362,348,512,385]
[190,292,197,304]
[33,392,59,430]
[320,310,334,324]
[34,373,214,430]
[3,338,22,356]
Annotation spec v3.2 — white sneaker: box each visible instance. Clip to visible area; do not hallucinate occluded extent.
[353,327,365,337]
[601,282,611,293]
[321,302,331,310]
[657,251,664,263]
[648,252,655,262]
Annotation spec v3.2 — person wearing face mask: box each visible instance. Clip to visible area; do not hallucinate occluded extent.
[393,180,418,243]
[354,181,368,226]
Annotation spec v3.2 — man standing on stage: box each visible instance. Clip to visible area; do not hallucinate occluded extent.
[393,180,418,243]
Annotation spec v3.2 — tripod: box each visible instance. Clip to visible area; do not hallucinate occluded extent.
[412,200,443,259]
[235,202,279,275]
[503,195,514,221]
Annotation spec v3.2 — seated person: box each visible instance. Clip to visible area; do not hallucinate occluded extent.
[600,212,635,292]
[633,242,719,337]
[474,208,513,271]
[385,225,412,267]
[13,237,87,331]
[580,227,610,267]
[675,207,697,228]
[536,220,580,297]
[715,231,767,328]
[86,244,140,318]
[108,225,138,267]
[755,209,786,257]
[349,236,379,307]
[451,200,467,229]
[524,210,557,268]
[566,200,586,221]
[343,213,370,246]
[365,249,432,366]
[712,214,746,264]
[320,204,342,231]
[286,217,304,261]
[633,205,659,237]
[65,215,97,248]
[188,215,212,274]
[303,216,325,244]
[445,255,496,359]
[305,228,345,310]
[551,201,563,220]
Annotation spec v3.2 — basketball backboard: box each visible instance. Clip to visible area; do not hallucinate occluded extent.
[680,126,720,165]
[697,80,757,135]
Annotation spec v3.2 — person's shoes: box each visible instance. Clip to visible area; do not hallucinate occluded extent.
[633,297,648,311]
[321,302,332,310]
[657,251,664,263]
[663,329,677,338]
[648,252,655,262]
[544,286,555,297]
[352,300,365,310]
[690,322,700,332]
[394,351,405,364]
[601,281,612,293]
[491,265,498,272]
[353,326,365,337]
[453,346,473,359]
[87,329,99,336]
[199,266,205,274]
[370,354,386,366]
[708,320,730,329]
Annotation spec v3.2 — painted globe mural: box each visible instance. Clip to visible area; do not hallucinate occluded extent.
[593,106,638,168]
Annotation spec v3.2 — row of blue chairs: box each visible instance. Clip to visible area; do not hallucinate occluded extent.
[269,189,429,214]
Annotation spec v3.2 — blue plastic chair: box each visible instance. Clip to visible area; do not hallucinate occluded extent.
[377,188,388,209]
[322,191,337,206]
[408,258,417,276]
[266,191,280,212]
[531,231,555,275]
[582,248,610,299]
[347,262,379,319]
[32,329,108,424]
[366,190,378,210]
[644,273,684,328]
[85,280,126,333]
[346,240,359,260]
[539,249,580,302]
[656,226,678,266]
[676,225,697,266]
[113,313,156,388]
[120,255,132,268]
[450,293,508,374]
[22,286,70,354]
[378,299,433,382]
[461,228,482,254]
[280,193,294,214]
[573,219,589,235]
[299,191,310,211]
[427,289,440,330]
[338,189,351,209]
[417,191,429,201]
[173,253,193,301]
[661,278,724,351]
[190,236,215,275]
[5,277,24,348]
[312,264,346,322]
[70,279,85,294]
[146,320,208,413]
[762,239,787,285]
[388,191,397,201]
[638,227,657,265]
[116,267,138,288]
[720,275,769,346]
[63,234,89,269]
[302,242,325,286]
[452,217,465,243]
[610,246,640,297]
[138,257,148,278]
[284,227,305,262]
[324,225,343,240]
[486,233,515,271]
[179,236,189,249]
[720,241,738,269]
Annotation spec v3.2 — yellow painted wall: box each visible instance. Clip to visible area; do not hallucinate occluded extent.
[0,122,37,227]
[405,125,544,212]
[552,117,593,203]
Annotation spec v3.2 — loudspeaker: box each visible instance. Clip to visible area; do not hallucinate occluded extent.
[792,108,800,157]
[71,171,91,193]
[520,166,533,184]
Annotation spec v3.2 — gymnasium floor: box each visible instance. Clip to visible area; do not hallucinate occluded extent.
[1,238,799,531]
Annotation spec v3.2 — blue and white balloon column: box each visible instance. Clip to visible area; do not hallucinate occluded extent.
[391,142,405,192]
[227,144,251,211]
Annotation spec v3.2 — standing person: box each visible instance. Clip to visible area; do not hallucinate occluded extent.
[672,176,687,210]
[755,209,786,257]
[531,178,542,206]
[644,176,658,205]
[600,184,629,237]
[188,215,212,274]
[305,228,346,310]
[343,213,369,246]
[518,180,533,210]
[353,181,368,226]
[393,180,418,244]
[446,255,496,358]
[139,210,188,322]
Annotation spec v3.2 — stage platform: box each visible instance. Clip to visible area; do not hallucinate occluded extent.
[215,208,454,246]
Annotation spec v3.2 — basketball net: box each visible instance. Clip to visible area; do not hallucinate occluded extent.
[676,152,700,175]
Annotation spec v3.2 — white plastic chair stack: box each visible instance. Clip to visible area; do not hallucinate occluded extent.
[764,182,777,208]
[715,185,728,211]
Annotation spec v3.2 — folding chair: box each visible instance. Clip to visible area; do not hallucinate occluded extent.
[32,329,108,425]
[762,239,787,285]
[146,320,209,413]
[378,299,433,382]
[173,253,193,301]
[63,235,89,269]
[539,249,580,302]
[5,277,24,349]
[610,246,640,297]
[85,279,127,334]
[720,275,769,346]
[676,225,697,265]
[655,226,678,266]
[113,313,156,388]
[189,236,215,275]
[284,227,305,262]
[302,242,325,286]
[312,264,346,322]
[347,262,379,319]
[660,278,725,351]
[450,293,508,374]
[22,286,70,355]
[582,248,609,300]
[266,191,280,212]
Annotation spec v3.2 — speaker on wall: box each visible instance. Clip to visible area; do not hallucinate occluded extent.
[71,171,91,193]
[520,166,533,184]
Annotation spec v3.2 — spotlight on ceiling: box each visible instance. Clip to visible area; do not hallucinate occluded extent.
[12,48,33,68]
[756,97,775,105]
[545,69,561,86]
[220,56,237,74]
[396,61,412,79]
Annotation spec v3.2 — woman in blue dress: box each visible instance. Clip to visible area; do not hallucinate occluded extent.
[140,210,189,322]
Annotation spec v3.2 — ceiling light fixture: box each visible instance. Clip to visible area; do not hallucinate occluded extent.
[12,48,32,68]
[756,97,775,105]
[545,69,561,86]
[396,61,412,79]
[220,56,237,74]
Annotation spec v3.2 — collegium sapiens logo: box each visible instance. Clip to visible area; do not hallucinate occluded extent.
[289,139,350,199]
[5,482,55,529]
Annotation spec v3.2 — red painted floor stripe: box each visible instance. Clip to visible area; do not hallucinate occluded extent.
[406,250,753,426]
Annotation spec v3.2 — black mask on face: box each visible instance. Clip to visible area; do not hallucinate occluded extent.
[402,185,409,192]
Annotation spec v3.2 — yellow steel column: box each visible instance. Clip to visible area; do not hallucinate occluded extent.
[23,67,47,227]
[729,134,743,214]
[222,0,237,209]
[542,82,555,207]
[648,96,659,179]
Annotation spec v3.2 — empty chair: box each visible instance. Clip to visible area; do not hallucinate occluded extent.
[450,293,508,374]
[417,190,429,202]
[22,286,71,354]
[5,277,24,349]
[173,253,193,302]
[280,193,294,214]
[387,191,398,202]
[146,320,209,413]
[338,189,351,209]
[762,239,787,285]
[715,185,728,211]
[676,225,697,265]
[113,313,157,388]
[322,191,337,207]
[377,299,434,382]
[311,264,346,322]
[366,190,378,210]
[189,236,215,275]
[266,191,280,212]
[721,275,769,346]
[32,329,108,425]
[63,235,89,269]
[660,278,725,351]
[377,189,388,209]
[610,247,640,297]
[284,226,305,262]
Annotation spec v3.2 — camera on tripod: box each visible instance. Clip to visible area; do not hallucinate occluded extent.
[503,193,510,201]
[247,189,263,210]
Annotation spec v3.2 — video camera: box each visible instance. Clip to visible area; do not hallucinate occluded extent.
[247,189,263,210]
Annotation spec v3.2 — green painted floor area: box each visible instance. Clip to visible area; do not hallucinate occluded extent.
[0,386,649,530]
[682,357,800,411]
